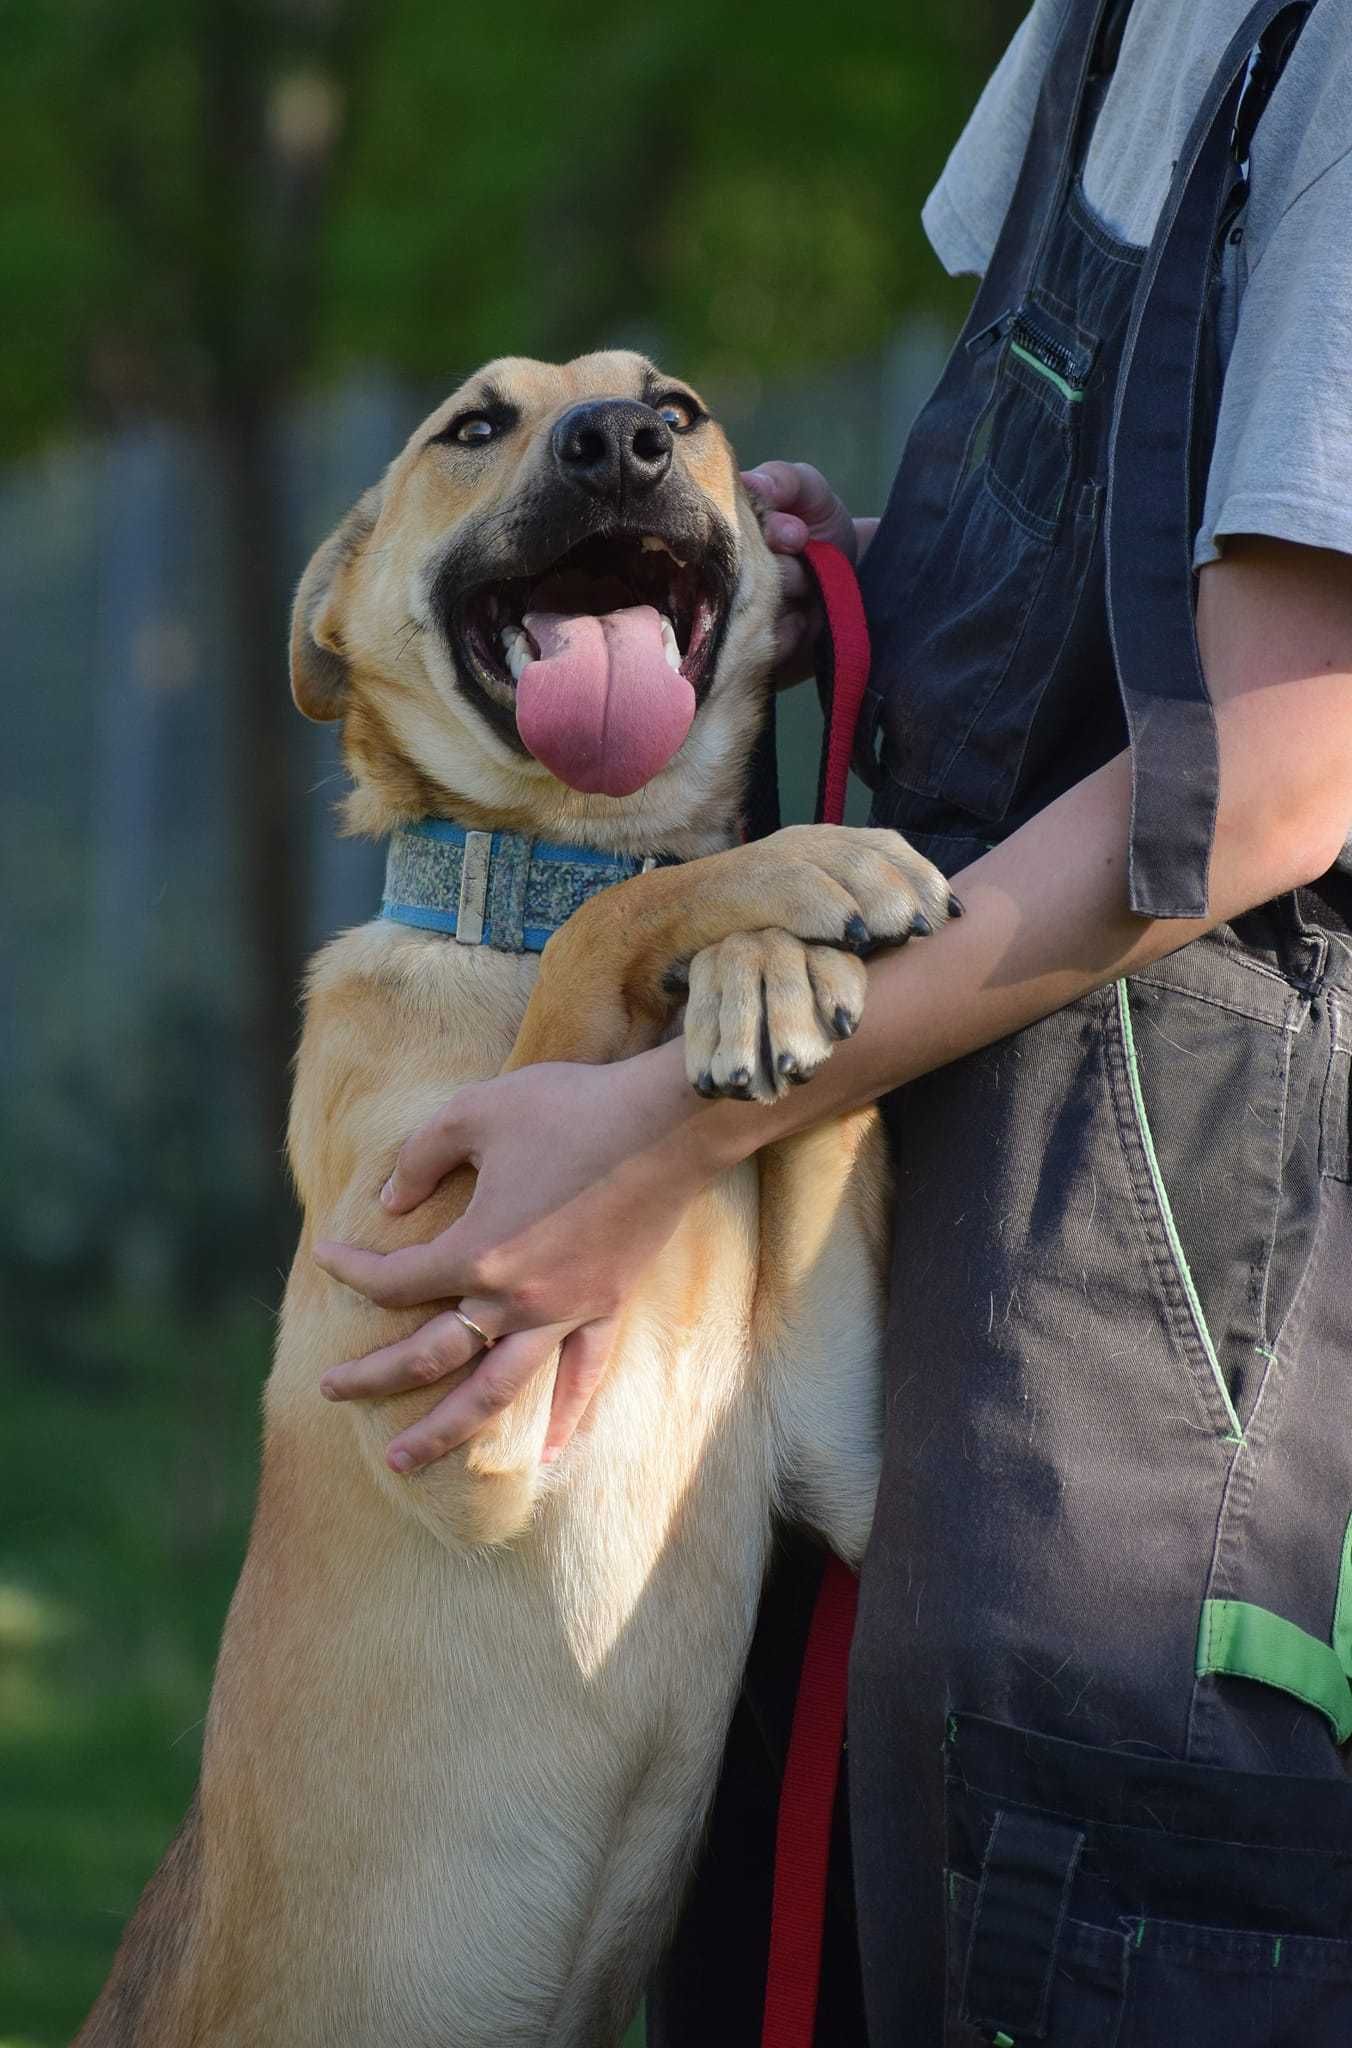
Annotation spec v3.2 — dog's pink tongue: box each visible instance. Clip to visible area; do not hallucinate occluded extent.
[516,605,695,797]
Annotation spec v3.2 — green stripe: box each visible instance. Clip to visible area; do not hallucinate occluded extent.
[1197,1599,1352,1743]
[1115,983,1243,1441]
[1334,1511,1352,1677]
[1009,339,1084,404]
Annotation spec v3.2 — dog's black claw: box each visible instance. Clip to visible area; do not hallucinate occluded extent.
[694,1071,719,1099]
[948,893,965,919]
[727,1067,754,1100]
[777,1051,800,1078]
[662,960,691,996]
[832,1006,858,1040]
[844,914,871,953]
[911,911,933,937]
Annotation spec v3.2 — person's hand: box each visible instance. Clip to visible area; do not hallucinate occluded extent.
[741,461,879,684]
[312,1045,722,1471]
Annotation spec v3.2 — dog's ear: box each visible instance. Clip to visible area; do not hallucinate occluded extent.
[289,489,381,723]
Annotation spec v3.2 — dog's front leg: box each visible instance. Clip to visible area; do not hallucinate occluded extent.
[508,823,951,1081]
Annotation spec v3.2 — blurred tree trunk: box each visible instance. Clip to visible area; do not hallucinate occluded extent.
[196,0,369,1264]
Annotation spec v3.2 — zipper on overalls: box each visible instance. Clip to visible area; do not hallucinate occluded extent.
[967,303,1092,403]
[1009,304,1092,401]
[966,308,1015,355]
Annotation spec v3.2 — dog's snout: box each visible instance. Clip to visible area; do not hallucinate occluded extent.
[552,399,673,501]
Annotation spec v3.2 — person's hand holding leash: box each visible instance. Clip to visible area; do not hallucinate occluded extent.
[741,461,878,681]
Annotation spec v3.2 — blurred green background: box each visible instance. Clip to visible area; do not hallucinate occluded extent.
[0,1,1019,2037]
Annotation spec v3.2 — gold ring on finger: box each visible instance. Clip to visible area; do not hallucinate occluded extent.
[451,1307,495,1350]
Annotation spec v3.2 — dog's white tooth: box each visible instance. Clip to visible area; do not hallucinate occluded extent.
[659,615,682,671]
[640,535,666,552]
[507,636,532,682]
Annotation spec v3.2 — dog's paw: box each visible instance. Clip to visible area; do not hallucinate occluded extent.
[682,929,870,1104]
[758,824,957,952]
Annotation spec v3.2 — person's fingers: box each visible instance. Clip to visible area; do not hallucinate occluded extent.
[319,1303,487,1401]
[741,461,839,529]
[741,462,794,508]
[542,1318,619,1462]
[379,1095,475,1214]
[313,1227,474,1309]
[384,1324,565,1472]
[763,510,810,555]
[773,611,810,668]
[776,554,811,605]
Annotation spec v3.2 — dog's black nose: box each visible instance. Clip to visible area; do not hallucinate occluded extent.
[551,399,673,501]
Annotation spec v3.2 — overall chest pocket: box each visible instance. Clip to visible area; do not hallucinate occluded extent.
[982,302,1093,536]
[882,296,1100,826]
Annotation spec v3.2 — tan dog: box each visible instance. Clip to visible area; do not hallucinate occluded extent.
[79,353,948,2046]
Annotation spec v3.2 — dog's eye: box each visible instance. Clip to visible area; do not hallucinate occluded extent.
[453,414,498,446]
[655,394,700,433]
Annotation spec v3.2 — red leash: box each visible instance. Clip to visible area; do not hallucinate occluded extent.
[804,538,872,832]
[759,540,868,2048]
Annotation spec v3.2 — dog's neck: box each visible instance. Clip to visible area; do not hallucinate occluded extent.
[379,819,680,955]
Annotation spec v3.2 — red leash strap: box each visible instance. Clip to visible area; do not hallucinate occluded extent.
[759,541,869,2048]
[803,537,872,829]
[761,1557,860,2048]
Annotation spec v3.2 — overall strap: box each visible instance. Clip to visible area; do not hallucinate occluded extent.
[977,0,1125,345]
[854,0,1124,785]
[1107,0,1313,918]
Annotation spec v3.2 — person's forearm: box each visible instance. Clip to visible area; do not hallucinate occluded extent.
[661,730,1338,1175]
[668,540,1352,1166]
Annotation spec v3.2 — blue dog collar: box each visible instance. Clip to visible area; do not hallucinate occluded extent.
[380,818,672,954]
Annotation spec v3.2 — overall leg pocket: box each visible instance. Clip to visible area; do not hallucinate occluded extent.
[1111,942,1322,1436]
[944,1714,1352,2048]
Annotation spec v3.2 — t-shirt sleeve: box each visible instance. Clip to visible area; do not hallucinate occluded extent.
[1197,147,1352,567]
[921,4,1057,279]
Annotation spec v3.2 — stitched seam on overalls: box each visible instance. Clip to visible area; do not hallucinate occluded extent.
[1265,1145,1331,1361]
[1067,178,1151,265]
[1185,1309,1288,1762]
[951,1771,1352,1858]
[929,497,1061,793]
[1030,278,1104,353]
[1195,1599,1352,1739]
[1114,980,1244,1441]
[986,452,1065,543]
[985,483,1103,827]
[1122,973,1299,1032]
[1253,1013,1296,1343]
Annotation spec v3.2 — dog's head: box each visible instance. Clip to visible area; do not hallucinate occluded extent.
[292,351,780,854]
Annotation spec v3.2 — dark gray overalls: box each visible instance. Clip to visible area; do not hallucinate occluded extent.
[651,0,1352,2042]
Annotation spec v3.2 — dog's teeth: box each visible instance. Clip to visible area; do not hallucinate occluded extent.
[640,534,689,569]
[659,615,682,671]
[499,624,533,681]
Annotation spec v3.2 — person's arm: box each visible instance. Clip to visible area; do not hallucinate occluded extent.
[316,534,1352,1470]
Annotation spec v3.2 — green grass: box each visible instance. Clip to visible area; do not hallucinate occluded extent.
[1,1304,269,2041]
[0,1306,644,2044]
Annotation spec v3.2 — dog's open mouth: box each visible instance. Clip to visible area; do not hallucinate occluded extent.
[453,532,730,798]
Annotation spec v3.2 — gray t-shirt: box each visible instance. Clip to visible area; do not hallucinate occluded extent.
[923,0,1352,567]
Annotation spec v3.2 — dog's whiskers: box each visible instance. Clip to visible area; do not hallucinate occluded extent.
[392,618,425,664]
